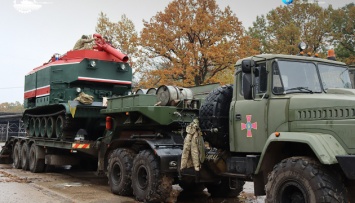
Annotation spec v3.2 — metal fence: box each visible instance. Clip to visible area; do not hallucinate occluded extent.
[0,120,26,142]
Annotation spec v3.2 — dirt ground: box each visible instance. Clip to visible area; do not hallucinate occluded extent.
[0,141,265,203]
[0,163,265,203]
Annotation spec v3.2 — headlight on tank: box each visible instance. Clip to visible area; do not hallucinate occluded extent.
[117,63,127,71]
[89,60,96,67]
[76,87,81,93]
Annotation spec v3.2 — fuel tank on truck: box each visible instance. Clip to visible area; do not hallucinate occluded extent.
[23,36,132,141]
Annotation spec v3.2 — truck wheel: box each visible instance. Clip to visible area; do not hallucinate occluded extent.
[21,143,29,170]
[28,144,45,173]
[132,150,173,202]
[266,157,348,203]
[13,142,22,169]
[107,148,135,196]
[206,177,244,197]
[199,85,233,150]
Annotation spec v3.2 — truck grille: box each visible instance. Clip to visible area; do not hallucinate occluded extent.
[296,107,355,120]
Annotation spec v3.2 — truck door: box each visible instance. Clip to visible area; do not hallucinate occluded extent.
[230,63,269,153]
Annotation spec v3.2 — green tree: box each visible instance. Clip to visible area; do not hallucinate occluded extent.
[137,0,259,88]
[0,102,24,113]
[95,12,140,78]
[248,0,332,55]
[330,3,355,64]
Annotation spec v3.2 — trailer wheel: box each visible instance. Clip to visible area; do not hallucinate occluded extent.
[13,142,22,169]
[265,157,348,203]
[132,150,173,202]
[108,148,135,196]
[206,177,244,197]
[28,144,45,173]
[199,85,233,150]
[20,143,29,170]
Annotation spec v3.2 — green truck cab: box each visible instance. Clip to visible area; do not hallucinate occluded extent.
[229,54,354,201]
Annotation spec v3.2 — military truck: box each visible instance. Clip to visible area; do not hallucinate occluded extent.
[88,48,355,202]
[1,43,354,202]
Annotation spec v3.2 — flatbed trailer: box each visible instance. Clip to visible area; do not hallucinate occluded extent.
[0,136,100,171]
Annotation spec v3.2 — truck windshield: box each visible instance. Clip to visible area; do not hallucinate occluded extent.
[273,61,322,94]
[318,64,352,90]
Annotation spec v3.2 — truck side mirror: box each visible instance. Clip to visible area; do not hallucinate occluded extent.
[242,60,255,73]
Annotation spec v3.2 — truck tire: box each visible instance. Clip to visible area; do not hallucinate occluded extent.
[107,148,135,196]
[21,143,29,170]
[199,85,233,150]
[28,144,45,173]
[266,156,348,203]
[13,142,22,169]
[206,177,244,197]
[132,150,173,202]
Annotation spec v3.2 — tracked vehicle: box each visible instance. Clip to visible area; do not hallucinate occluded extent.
[23,34,131,140]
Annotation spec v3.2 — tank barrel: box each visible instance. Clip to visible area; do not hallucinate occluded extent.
[93,34,129,63]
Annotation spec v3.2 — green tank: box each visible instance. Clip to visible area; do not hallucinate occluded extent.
[23,35,132,141]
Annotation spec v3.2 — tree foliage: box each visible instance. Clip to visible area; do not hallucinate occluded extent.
[137,0,259,88]
[95,12,140,78]
[331,3,355,64]
[248,0,332,55]
[0,102,24,113]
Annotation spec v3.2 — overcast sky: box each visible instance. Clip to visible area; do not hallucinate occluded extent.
[0,0,353,103]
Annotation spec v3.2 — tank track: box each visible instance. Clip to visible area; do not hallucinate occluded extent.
[25,110,79,141]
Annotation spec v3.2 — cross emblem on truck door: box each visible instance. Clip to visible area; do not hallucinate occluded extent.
[241,115,257,137]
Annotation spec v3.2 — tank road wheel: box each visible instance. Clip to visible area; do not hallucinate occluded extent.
[28,144,45,173]
[39,117,47,137]
[132,150,173,203]
[34,118,41,137]
[46,117,55,138]
[13,142,22,169]
[29,118,36,137]
[266,157,348,203]
[199,85,233,150]
[108,148,135,196]
[206,177,244,197]
[55,115,64,139]
[21,143,29,170]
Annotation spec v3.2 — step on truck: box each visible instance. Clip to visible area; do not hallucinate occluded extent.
[1,42,355,202]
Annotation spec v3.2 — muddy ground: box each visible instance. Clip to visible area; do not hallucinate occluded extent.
[0,163,265,203]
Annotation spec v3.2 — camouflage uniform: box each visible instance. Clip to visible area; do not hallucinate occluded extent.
[181,119,205,171]
[73,36,95,50]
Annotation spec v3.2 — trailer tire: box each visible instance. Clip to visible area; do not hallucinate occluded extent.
[108,148,135,196]
[132,150,173,202]
[13,142,22,169]
[199,85,233,150]
[206,177,244,197]
[21,143,29,170]
[29,144,45,173]
[265,156,348,203]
